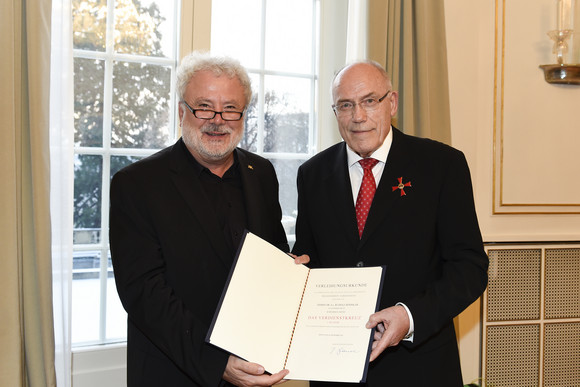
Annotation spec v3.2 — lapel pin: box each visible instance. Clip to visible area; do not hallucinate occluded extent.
[392,177,411,196]
[247,165,253,170]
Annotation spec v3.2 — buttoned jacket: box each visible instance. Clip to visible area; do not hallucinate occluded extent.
[110,139,288,386]
[293,128,488,386]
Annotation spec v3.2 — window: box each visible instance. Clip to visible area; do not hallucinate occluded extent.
[211,0,320,243]
[69,0,342,349]
[71,0,181,345]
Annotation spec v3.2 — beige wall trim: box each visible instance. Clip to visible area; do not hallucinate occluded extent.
[180,0,212,58]
[492,0,580,214]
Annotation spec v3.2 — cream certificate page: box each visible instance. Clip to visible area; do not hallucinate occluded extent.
[284,267,383,382]
[207,232,309,374]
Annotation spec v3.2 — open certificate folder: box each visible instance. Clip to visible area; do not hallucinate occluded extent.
[206,232,385,383]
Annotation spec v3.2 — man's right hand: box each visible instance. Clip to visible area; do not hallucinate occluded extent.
[223,355,289,387]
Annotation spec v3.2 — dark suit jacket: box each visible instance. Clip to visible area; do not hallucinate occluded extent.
[110,139,289,386]
[292,128,488,386]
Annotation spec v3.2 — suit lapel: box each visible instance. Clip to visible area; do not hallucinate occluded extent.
[361,128,413,245]
[326,143,360,250]
[236,149,266,234]
[168,141,232,268]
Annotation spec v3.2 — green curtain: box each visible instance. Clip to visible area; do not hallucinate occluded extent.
[0,0,56,386]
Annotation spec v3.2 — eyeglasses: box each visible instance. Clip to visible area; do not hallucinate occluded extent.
[332,91,392,117]
[181,101,245,121]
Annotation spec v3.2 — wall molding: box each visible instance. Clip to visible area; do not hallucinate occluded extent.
[492,0,580,214]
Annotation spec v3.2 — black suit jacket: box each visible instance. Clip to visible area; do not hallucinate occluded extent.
[110,139,289,386]
[292,128,488,386]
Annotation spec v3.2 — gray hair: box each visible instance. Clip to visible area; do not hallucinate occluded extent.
[176,51,252,106]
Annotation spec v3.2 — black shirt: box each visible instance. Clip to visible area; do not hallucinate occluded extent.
[183,143,248,253]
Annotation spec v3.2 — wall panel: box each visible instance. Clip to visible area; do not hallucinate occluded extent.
[493,0,580,214]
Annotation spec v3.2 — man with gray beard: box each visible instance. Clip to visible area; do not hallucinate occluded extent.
[110,51,306,387]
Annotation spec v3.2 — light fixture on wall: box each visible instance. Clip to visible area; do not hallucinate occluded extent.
[540,0,580,84]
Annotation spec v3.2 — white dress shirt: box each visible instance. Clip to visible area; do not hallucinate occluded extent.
[345,127,414,341]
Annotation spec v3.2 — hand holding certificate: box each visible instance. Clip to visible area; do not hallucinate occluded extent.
[206,232,384,383]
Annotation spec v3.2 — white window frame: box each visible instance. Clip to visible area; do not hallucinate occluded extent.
[244,0,319,161]
[209,0,322,243]
[71,0,349,384]
[181,0,347,152]
[71,0,181,347]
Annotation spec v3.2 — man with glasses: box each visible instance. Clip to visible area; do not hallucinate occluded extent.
[292,60,488,386]
[110,51,305,387]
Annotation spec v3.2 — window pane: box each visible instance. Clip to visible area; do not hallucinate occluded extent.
[111,61,172,149]
[72,250,102,343]
[265,0,313,73]
[106,257,127,341]
[263,75,312,153]
[268,158,306,234]
[114,0,176,58]
[74,58,105,147]
[211,0,262,68]
[72,0,107,51]
[240,74,260,153]
[72,252,126,344]
[74,155,102,244]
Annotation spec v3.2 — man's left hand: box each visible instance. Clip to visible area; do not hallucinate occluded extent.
[365,305,410,361]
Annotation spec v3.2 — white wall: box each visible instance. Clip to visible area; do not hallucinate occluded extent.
[72,345,127,387]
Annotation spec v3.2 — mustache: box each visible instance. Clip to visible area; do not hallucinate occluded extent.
[201,123,233,134]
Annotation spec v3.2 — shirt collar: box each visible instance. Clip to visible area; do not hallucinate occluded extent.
[181,140,240,177]
[346,126,393,168]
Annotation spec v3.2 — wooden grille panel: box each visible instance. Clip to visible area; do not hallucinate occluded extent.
[544,322,580,386]
[485,324,540,386]
[483,245,580,386]
[545,248,580,319]
[487,248,541,321]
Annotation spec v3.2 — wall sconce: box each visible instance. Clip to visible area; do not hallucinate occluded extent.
[540,0,580,85]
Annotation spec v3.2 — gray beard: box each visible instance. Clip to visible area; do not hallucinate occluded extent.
[182,123,243,161]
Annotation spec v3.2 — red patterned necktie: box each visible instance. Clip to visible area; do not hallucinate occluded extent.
[355,158,379,238]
